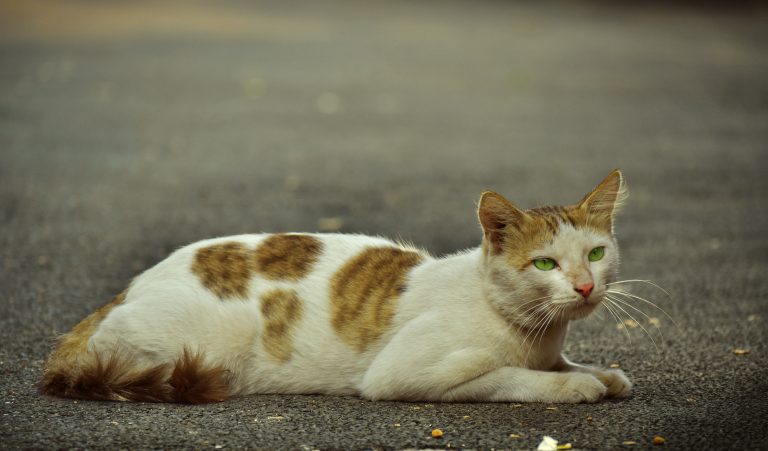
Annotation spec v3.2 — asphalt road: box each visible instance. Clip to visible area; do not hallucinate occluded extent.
[1,1,767,449]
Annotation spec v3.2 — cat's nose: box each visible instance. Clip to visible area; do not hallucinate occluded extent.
[574,283,594,298]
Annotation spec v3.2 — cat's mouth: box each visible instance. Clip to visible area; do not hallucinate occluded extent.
[557,295,602,320]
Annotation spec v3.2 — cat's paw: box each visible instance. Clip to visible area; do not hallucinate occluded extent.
[553,373,607,403]
[593,369,632,398]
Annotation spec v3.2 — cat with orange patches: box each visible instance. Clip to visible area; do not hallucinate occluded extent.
[42,170,633,403]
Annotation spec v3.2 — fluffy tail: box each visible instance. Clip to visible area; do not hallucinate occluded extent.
[40,348,232,404]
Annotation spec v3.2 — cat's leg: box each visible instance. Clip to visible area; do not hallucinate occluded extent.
[553,355,632,398]
[439,366,608,403]
[361,314,608,403]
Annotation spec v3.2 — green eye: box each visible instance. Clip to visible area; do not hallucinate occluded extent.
[533,258,557,271]
[588,246,605,262]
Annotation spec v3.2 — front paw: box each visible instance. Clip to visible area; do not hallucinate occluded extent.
[554,373,607,403]
[593,369,632,398]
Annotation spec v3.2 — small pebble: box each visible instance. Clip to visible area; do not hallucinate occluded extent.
[623,319,638,328]
[653,435,666,445]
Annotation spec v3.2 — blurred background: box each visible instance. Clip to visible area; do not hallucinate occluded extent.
[1,1,766,448]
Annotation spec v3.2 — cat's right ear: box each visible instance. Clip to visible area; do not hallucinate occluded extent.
[477,191,527,254]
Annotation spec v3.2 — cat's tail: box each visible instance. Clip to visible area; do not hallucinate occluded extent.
[40,347,232,404]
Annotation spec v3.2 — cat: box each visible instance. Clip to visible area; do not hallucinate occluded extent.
[41,169,632,404]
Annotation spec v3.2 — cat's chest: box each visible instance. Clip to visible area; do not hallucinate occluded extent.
[505,324,567,370]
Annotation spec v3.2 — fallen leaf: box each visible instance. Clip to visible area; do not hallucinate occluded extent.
[653,435,666,445]
[622,440,637,445]
[648,317,661,326]
[266,416,285,421]
[431,428,443,438]
[610,363,620,368]
[557,444,572,450]
[509,434,522,439]
[624,319,639,328]
[546,406,558,411]
[732,348,750,355]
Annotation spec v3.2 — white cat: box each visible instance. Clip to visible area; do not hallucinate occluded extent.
[41,170,632,403]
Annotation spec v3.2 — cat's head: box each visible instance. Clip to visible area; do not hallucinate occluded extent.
[478,170,627,324]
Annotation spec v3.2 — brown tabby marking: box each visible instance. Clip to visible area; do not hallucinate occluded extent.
[330,247,425,352]
[254,234,322,280]
[42,291,127,381]
[500,206,582,270]
[192,242,253,299]
[260,289,304,362]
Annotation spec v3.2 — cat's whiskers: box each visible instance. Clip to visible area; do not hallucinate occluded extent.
[606,280,671,298]
[601,299,632,342]
[605,288,678,328]
[508,295,555,326]
[603,295,659,351]
[604,294,666,343]
[522,303,564,367]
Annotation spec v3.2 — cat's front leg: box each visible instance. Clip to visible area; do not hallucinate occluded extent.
[554,355,632,398]
[440,366,608,403]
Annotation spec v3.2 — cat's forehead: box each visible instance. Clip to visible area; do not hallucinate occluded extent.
[502,205,612,268]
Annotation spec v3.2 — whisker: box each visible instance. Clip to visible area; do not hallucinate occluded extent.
[606,280,672,299]
[606,289,679,328]
[502,295,553,323]
[515,298,554,325]
[523,304,561,366]
[598,301,624,335]
[603,300,631,343]
[605,295,659,351]
[604,294,666,343]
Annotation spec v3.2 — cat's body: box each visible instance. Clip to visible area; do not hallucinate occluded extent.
[42,170,632,404]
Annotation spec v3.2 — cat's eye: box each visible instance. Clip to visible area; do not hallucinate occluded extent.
[588,246,605,262]
[533,258,557,271]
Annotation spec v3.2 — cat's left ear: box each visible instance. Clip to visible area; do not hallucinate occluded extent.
[576,169,628,232]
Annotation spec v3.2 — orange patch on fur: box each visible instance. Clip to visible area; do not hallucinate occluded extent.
[253,234,322,280]
[330,247,424,352]
[502,206,585,269]
[42,291,127,384]
[260,289,303,362]
[192,242,253,300]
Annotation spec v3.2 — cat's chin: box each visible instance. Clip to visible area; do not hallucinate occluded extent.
[566,300,600,320]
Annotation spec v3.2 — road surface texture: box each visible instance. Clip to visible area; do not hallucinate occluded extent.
[1,0,766,449]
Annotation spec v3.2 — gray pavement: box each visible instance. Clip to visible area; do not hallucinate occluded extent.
[1,1,767,449]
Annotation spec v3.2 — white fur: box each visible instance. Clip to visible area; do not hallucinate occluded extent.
[89,227,631,403]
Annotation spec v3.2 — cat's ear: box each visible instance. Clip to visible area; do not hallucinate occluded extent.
[576,169,628,232]
[478,191,528,254]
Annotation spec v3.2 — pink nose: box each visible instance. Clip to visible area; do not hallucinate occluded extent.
[574,283,594,298]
